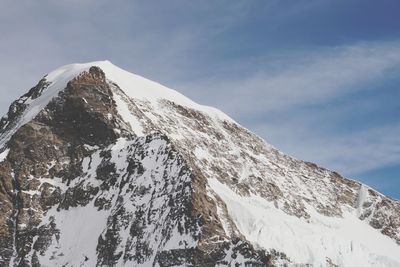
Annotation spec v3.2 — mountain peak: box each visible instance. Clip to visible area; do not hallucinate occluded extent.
[0,61,231,150]
[0,62,399,266]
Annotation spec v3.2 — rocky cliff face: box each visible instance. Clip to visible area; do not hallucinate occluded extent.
[0,61,399,267]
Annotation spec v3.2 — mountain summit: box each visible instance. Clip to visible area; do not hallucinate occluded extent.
[0,61,399,266]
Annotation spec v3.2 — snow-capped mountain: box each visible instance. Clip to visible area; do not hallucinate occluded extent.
[0,61,399,267]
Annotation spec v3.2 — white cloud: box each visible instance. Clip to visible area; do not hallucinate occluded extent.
[180,41,400,116]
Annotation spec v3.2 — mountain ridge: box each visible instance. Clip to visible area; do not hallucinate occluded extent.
[0,62,399,266]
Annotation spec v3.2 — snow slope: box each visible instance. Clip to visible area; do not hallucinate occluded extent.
[209,178,400,267]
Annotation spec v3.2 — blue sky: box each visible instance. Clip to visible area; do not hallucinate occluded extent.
[0,0,399,199]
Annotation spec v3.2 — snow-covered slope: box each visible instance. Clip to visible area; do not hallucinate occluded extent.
[0,61,399,267]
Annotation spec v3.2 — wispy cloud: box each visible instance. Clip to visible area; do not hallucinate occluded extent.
[180,41,400,116]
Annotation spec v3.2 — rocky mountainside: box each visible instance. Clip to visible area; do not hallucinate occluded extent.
[0,61,399,267]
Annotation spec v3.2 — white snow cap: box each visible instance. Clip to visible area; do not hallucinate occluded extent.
[47,60,231,120]
[0,60,232,149]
